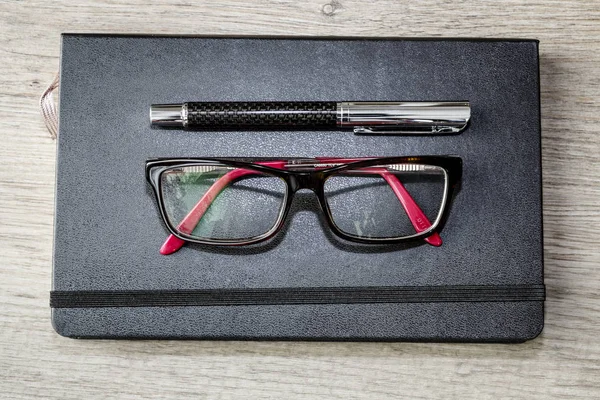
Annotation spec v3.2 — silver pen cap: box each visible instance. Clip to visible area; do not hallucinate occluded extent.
[337,101,470,134]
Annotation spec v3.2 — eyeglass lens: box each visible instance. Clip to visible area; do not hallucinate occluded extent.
[323,164,447,239]
[160,164,287,241]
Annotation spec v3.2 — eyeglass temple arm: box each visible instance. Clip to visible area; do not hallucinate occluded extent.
[160,160,441,255]
[380,171,442,245]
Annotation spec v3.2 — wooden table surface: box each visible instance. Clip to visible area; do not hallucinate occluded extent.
[1,1,599,398]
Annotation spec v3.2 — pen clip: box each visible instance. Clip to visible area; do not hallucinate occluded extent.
[353,125,463,135]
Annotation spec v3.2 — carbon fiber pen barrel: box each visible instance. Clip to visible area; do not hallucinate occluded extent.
[150,101,471,134]
[187,102,337,128]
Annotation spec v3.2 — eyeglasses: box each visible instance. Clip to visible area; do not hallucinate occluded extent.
[146,156,462,254]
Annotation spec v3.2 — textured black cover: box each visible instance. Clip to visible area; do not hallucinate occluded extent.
[52,35,544,341]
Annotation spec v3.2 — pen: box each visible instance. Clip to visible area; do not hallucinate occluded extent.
[150,101,470,134]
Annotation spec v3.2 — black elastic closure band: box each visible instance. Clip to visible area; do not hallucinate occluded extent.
[50,285,545,308]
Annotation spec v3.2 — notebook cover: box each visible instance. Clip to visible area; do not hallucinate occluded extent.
[51,35,544,341]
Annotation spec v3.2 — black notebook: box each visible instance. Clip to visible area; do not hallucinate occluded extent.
[51,35,544,341]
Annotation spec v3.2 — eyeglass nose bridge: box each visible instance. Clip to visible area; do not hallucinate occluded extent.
[288,171,326,192]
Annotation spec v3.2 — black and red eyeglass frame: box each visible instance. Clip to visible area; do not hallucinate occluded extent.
[146,156,462,254]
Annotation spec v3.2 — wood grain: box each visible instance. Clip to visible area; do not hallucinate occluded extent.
[0,1,599,398]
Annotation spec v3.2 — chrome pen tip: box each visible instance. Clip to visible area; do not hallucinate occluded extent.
[150,104,185,127]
